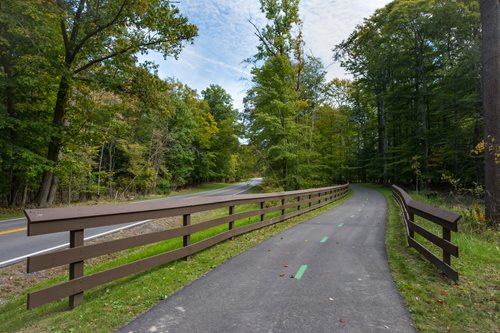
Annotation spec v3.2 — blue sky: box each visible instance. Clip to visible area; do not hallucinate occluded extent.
[142,0,391,111]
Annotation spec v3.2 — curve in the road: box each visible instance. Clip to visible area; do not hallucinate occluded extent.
[118,185,415,333]
[0,179,262,267]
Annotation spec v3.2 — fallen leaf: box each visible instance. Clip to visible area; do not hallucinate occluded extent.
[436,299,445,304]
[339,319,347,324]
[279,274,285,277]
[283,264,288,268]
[290,275,294,278]
[440,289,448,296]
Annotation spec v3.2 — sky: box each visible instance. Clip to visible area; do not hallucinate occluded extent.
[142,0,391,111]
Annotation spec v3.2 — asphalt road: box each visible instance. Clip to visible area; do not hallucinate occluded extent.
[0,179,261,267]
[118,185,415,333]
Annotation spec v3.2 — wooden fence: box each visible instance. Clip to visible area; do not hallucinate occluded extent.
[25,184,349,309]
[392,185,460,281]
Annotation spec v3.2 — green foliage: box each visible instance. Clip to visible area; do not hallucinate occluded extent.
[334,0,482,187]
[0,0,250,206]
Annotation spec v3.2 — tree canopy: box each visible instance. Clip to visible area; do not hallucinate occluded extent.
[0,0,494,226]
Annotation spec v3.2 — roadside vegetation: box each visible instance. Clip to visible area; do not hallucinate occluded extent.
[0,190,351,332]
[374,185,499,332]
[0,182,234,221]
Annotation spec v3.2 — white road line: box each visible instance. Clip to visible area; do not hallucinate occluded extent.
[0,219,151,267]
[0,217,26,223]
[232,186,252,195]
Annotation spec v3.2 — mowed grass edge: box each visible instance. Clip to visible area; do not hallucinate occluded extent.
[371,185,499,333]
[0,182,234,222]
[0,191,352,333]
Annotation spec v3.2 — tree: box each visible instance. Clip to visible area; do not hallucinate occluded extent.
[335,0,482,189]
[0,1,60,206]
[244,0,305,190]
[36,0,197,205]
[202,85,240,182]
[480,0,500,226]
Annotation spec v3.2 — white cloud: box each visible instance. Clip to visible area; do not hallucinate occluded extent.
[300,0,391,80]
[142,0,391,111]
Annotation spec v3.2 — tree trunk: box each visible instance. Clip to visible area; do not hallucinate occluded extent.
[480,0,500,227]
[377,95,388,184]
[1,52,21,207]
[21,183,28,206]
[37,75,71,206]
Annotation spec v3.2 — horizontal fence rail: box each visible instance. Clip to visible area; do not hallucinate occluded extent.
[25,184,349,309]
[392,185,460,281]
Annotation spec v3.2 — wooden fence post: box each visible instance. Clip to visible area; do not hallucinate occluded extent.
[69,229,84,308]
[229,206,235,239]
[408,212,415,239]
[281,198,285,215]
[443,227,451,265]
[183,214,191,260]
[260,201,265,221]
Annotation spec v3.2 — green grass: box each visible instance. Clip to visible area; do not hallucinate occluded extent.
[371,185,499,333]
[0,182,233,222]
[0,191,352,333]
[167,182,232,196]
[0,209,24,221]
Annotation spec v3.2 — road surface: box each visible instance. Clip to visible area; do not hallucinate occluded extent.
[0,179,261,267]
[118,185,415,333]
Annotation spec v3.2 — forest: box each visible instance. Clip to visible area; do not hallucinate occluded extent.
[0,0,497,224]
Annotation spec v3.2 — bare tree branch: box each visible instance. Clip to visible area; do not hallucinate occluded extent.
[73,39,165,74]
[71,0,129,60]
[248,19,277,57]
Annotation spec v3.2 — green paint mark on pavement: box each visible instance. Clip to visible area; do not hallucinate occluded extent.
[337,223,344,227]
[294,265,308,280]
[320,236,329,243]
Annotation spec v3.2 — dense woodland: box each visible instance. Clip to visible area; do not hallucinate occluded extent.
[0,0,497,224]
[244,0,484,190]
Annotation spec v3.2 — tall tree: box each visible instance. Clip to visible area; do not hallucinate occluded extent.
[36,0,197,205]
[202,85,239,182]
[244,0,305,190]
[0,1,60,206]
[480,0,500,226]
[335,0,482,189]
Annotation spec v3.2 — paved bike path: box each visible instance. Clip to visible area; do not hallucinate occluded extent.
[118,185,415,333]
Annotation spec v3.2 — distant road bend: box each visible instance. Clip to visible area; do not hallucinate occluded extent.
[0,178,262,268]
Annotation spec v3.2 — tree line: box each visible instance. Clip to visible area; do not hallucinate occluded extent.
[244,0,497,225]
[0,0,247,207]
[1,0,497,225]
[244,0,484,191]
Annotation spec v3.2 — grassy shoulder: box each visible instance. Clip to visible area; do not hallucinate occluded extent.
[0,182,234,221]
[0,191,352,332]
[371,185,499,333]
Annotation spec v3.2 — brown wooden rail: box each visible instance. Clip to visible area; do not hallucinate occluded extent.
[392,185,460,281]
[25,184,349,309]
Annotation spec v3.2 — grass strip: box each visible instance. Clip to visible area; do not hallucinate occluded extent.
[0,191,351,333]
[371,184,499,333]
[0,182,235,222]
